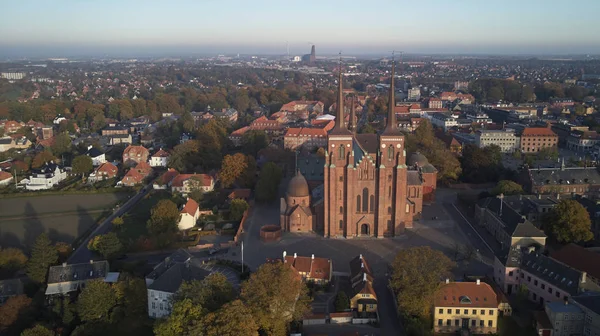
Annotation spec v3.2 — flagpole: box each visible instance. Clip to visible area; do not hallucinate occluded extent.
[241,241,244,273]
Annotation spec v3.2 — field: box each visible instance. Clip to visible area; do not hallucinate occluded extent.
[0,193,129,250]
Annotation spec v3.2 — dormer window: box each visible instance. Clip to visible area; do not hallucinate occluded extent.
[459,296,472,304]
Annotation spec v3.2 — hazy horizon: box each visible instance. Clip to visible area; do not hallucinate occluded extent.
[2,0,600,58]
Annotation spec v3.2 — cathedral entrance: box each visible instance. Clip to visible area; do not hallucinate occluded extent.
[360,224,370,236]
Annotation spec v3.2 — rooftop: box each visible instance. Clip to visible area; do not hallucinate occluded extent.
[434,281,498,308]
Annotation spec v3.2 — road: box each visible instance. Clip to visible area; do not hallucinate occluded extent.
[68,186,152,264]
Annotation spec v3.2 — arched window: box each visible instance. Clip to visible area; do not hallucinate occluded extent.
[338,145,345,160]
[388,207,392,215]
[356,196,361,213]
[388,186,392,198]
[362,188,369,212]
[387,146,394,160]
[339,206,343,214]
[339,220,343,230]
[370,195,375,212]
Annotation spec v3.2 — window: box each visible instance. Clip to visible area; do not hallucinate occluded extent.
[387,146,394,160]
[370,195,375,212]
[488,320,493,327]
[509,271,513,276]
[338,145,345,160]
[481,310,485,315]
[489,310,494,316]
[339,206,343,214]
[549,288,553,294]
[447,309,452,314]
[464,309,468,314]
[339,220,343,230]
[362,188,369,212]
[556,291,560,298]
[472,320,476,327]
[447,320,451,326]
[438,319,443,326]
[455,319,460,326]
[541,284,545,290]
[152,302,155,309]
[388,207,392,215]
[388,186,391,198]
[356,196,361,212]
[534,280,538,286]
[439,309,443,314]
[456,309,460,314]
[527,276,531,282]
[480,320,484,327]
[472,310,477,315]
[159,303,163,311]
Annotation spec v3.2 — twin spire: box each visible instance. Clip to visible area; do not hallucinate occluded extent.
[332,54,397,135]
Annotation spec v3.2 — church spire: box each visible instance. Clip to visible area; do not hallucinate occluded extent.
[349,95,356,133]
[383,55,398,135]
[335,53,345,130]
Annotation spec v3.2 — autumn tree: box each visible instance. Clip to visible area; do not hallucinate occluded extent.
[77,279,118,322]
[88,232,122,259]
[545,200,594,243]
[147,199,180,247]
[220,153,248,188]
[492,180,524,196]
[460,144,503,183]
[0,295,32,332]
[111,216,124,227]
[0,248,28,274]
[390,246,454,318]
[51,132,72,157]
[229,199,249,221]
[202,300,259,336]
[20,325,54,336]
[153,298,203,336]
[255,162,282,202]
[176,273,236,313]
[31,151,57,169]
[241,130,269,157]
[180,111,196,133]
[241,262,311,335]
[72,155,93,175]
[27,233,58,283]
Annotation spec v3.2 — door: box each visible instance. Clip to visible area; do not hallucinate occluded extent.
[360,224,370,236]
[462,318,470,329]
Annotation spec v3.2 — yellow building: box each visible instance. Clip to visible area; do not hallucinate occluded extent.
[350,274,377,314]
[433,280,499,334]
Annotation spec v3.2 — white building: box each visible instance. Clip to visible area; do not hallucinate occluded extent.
[85,146,106,166]
[23,162,67,190]
[150,149,170,168]
[408,87,421,101]
[476,129,518,153]
[544,301,585,336]
[429,113,458,131]
[178,198,200,230]
[45,261,117,295]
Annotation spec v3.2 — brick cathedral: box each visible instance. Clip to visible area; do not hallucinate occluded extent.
[280,60,437,238]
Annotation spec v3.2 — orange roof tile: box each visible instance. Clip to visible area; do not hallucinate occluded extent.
[181,198,199,216]
[0,171,13,181]
[171,173,213,187]
[521,127,557,137]
[123,145,149,157]
[434,282,498,308]
[152,149,170,158]
[284,255,331,281]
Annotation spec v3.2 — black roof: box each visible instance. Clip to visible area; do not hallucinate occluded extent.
[572,293,600,315]
[355,134,379,154]
[0,278,23,298]
[477,197,546,238]
[521,252,582,295]
[86,147,103,158]
[47,261,109,284]
[528,167,600,187]
[407,171,422,185]
[147,260,211,293]
[0,138,12,144]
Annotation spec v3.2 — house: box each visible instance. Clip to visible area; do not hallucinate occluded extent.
[520,127,558,153]
[571,293,600,336]
[85,146,106,166]
[108,134,132,146]
[433,280,499,334]
[551,244,600,286]
[120,168,144,187]
[0,136,30,152]
[538,301,585,336]
[178,198,200,230]
[122,145,149,167]
[23,162,67,190]
[0,171,13,187]
[284,127,328,151]
[146,249,234,319]
[153,168,179,190]
[101,125,129,136]
[348,254,377,317]
[150,148,170,167]
[134,161,153,178]
[0,279,23,304]
[282,251,332,284]
[45,261,115,295]
[227,189,251,201]
[171,173,214,195]
[89,162,118,182]
[0,120,24,134]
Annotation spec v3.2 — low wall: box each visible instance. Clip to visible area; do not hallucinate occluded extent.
[352,318,377,324]
[260,225,282,243]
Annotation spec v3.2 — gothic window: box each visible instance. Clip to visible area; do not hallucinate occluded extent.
[362,188,369,212]
[338,145,345,160]
[339,220,343,229]
[356,196,361,213]
[340,206,343,214]
[387,146,394,160]
[370,195,375,212]
[388,186,392,198]
[388,207,392,215]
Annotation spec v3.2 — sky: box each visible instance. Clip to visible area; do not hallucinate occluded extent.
[1,0,600,57]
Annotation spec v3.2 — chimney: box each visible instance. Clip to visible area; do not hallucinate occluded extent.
[283,251,287,261]
[359,254,363,260]
[445,278,450,284]
[62,262,67,267]
[556,193,560,200]
[88,145,92,150]
[537,194,541,200]
[363,273,367,282]
[90,260,94,264]
[476,279,481,285]
[294,253,297,259]
[581,272,587,284]
[361,262,364,269]
[311,254,315,260]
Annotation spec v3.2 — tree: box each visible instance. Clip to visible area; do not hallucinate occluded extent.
[52,132,72,157]
[359,124,377,134]
[180,111,196,133]
[31,151,56,169]
[154,298,203,336]
[229,199,249,221]
[111,217,124,227]
[255,162,282,203]
[202,300,259,336]
[460,144,504,183]
[545,200,593,243]
[0,295,32,331]
[334,291,350,312]
[27,233,59,283]
[87,232,122,259]
[220,153,248,188]
[77,279,118,322]
[492,180,523,196]
[390,246,454,318]
[0,248,28,273]
[241,262,311,335]
[176,273,236,313]
[72,155,93,175]
[241,130,269,157]
[21,325,54,336]
[147,199,180,247]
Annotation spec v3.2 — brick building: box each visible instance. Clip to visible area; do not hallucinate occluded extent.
[122,145,149,167]
[520,127,558,153]
[283,127,328,151]
[323,61,435,238]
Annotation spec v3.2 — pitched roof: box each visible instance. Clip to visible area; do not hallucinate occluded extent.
[181,198,199,216]
[123,168,143,182]
[284,254,331,281]
[228,189,251,199]
[123,145,149,156]
[572,293,600,315]
[171,173,213,187]
[157,168,179,185]
[0,278,23,297]
[551,244,600,282]
[95,162,118,176]
[521,252,583,295]
[434,282,498,308]
[152,149,170,158]
[352,279,377,298]
[0,171,12,181]
[521,127,557,137]
[528,166,600,187]
[477,197,546,238]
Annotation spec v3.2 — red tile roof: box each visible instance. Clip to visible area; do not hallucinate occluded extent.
[122,168,144,184]
[284,127,327,138]
[284,255,331,281]
[0,171,12,181]
[123,145,149,157]
[152,148,170,158]
[171,173,213,187]
[158,168,179,185]
[522,127,557,137]
[135,161,152,177]
[180,198,199,216]
[551,244,600,281]
[95,162,118,177]
[434,282,498,308]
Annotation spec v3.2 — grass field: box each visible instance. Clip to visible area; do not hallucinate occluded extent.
[0,193,129,250]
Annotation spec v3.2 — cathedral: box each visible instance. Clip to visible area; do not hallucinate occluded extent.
[280,60,437,238]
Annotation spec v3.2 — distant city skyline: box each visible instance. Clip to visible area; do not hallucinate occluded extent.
[2,0,600,57]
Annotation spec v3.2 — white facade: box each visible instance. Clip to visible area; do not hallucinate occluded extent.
[90,153,106,166]
[408,87,421,101]
[545,302,585,336]
[24,165,67,190]
[178,211,199,230]
[150,155,168,168]
[147,289,173,319]
[476,130,518,153]
[429,114,458,131]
